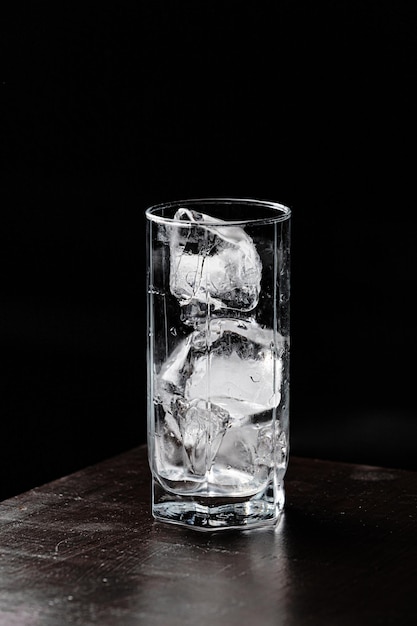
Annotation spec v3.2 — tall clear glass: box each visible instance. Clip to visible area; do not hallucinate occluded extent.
[146,198,291,531]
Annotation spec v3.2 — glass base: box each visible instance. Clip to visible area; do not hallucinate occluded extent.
[152,479,285,532]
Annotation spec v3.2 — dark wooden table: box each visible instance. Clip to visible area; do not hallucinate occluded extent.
[0,445,416,625]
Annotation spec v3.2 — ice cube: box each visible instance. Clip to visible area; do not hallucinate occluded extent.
[157,318,283,422]
[185,320,282,419]
[169,209,262,316]
[173,397,230,475]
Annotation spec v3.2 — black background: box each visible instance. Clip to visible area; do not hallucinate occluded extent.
[3,1,416,500]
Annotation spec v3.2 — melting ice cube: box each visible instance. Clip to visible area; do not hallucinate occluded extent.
[169,209,262,316]
[157,318,283,423]
[173,397,230,476]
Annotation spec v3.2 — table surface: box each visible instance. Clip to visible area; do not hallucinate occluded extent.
[0,446,416,626]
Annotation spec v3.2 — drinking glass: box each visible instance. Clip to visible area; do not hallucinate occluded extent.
[146,198,291,531]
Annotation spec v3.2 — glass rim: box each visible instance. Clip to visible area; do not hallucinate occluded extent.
[145,197,292,226]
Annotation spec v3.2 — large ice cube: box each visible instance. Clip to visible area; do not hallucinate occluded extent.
[169,208,262,315]
[157,319,283,422]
